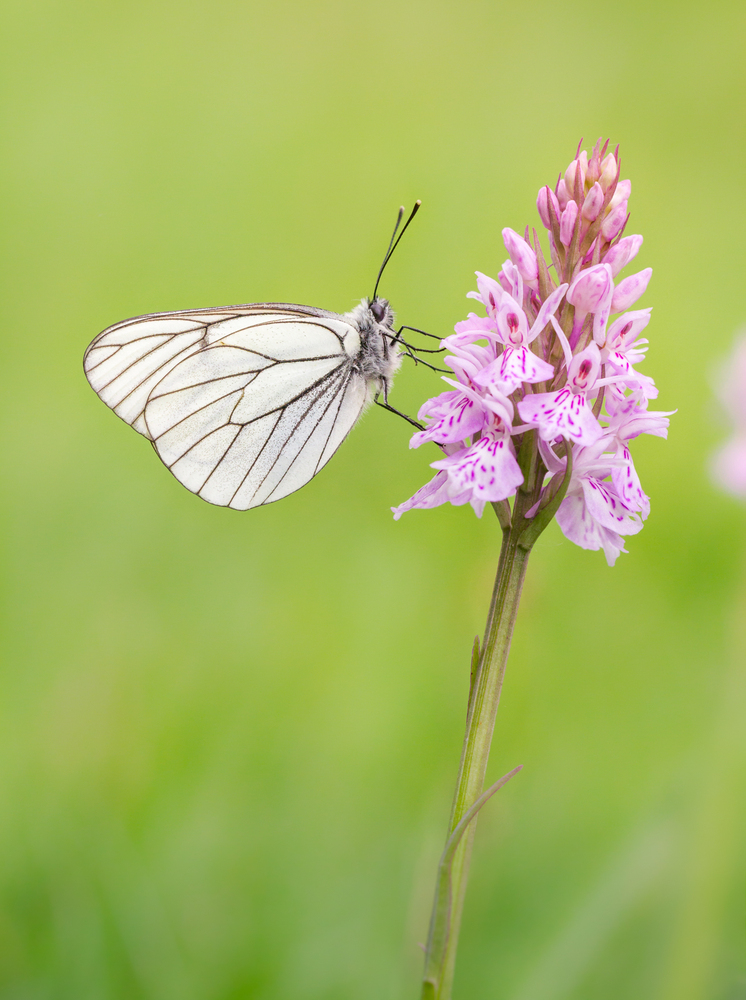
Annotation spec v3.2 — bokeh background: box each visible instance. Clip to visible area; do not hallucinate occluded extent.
[1,1,745,997]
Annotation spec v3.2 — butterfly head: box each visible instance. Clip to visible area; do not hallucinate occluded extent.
[367,296,394,330]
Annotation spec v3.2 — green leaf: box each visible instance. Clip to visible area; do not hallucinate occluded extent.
[421,766,523,998]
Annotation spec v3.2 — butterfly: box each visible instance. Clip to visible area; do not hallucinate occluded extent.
[83,203,441,511]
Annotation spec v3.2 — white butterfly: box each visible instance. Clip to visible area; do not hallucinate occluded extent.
[83,204,431,510]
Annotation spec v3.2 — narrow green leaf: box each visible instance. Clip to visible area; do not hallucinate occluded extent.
[421,766,523,997]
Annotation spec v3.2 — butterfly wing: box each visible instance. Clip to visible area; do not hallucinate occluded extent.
[84,305,371,509]
[83,304,338,437]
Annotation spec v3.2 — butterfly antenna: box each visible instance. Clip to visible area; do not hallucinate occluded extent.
[372,200,421,301]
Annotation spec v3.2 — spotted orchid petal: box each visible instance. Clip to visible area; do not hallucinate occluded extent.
[431,428,524,504]
[499,260,524,303]
[556,493,629,566]
[474,347,554,395]
[605,352,659,399]
[611,444,650,518]
[603,235,643,277]
[567,343,602,392]
[391,470,451,519]
[416,390,461,423]
[494,296,529,347]
[537,186,560,229]
[410,390,487,448]
[560,200,578,246]
[517,386,604,445]
[579,477,643,536]
[601,309,652,355]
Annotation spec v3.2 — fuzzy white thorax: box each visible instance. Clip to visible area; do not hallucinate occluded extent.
[343,298,402,402]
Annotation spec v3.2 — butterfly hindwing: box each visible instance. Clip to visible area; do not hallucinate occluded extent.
[186,367,368,510]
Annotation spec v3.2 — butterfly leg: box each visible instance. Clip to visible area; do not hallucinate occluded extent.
[387,334,448,372]
[397,324,444,342]
[391,328,445,354]
[400,355,450,374]
[374,392,425,431]
[390,335,446,356]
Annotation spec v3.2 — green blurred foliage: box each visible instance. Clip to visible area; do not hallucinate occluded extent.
[1,0,745,997]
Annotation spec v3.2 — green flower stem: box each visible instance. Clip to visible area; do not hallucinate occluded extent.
[421,447,572,1000]
[421,526,530,1000]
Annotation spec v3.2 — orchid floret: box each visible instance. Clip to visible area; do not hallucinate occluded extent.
[431,425,524,506]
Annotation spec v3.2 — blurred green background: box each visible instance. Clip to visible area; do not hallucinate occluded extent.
[1,0,745,997]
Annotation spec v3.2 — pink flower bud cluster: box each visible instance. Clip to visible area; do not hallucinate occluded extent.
[393,139,673,565]
[710,335,746,497]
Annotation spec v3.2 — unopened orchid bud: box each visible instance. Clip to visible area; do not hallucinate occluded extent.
[564,151,588,196]
[603,234,643,276]
[567,263,613,315]
[556,179,570,210]
[582,182,605,221]
[564,160,579,192]
[560,200,578,247]
[586,143,604,185]
[601,202,628,241]
[599,153,617,189]
[502,228,538,283]
[537,186,560,229]
[609,179,631,212]
[611,268,652,313]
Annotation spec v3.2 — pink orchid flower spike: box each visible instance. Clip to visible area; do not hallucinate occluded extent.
[394,136,671,567]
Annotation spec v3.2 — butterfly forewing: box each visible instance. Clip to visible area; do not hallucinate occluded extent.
[204,314,357,359]
[84,318,212,436]
[84,305,373,509]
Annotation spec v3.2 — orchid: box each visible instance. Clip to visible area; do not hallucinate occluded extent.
[402,141,673,1000]
[711,334,746,497]
[394,137,671,567]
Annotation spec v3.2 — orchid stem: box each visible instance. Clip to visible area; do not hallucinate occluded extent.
[421,513,536,999]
